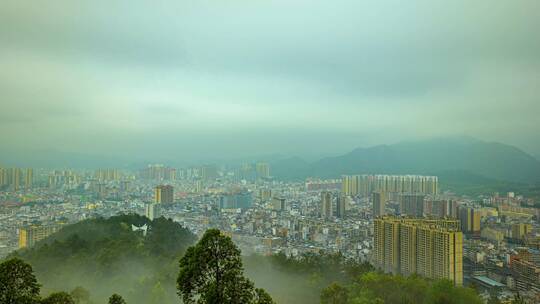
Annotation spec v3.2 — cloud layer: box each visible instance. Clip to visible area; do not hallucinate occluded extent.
[1,1,539,162]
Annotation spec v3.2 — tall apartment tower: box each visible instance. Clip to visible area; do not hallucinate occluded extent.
[145,203,161,220]
[373,217,463,285]
[0,167,5,186]
[383,219,400,274]
[427,199,459,218]
[399,194,425,217]
[25,168,33,189]
[336,195,346,218]
[255,162,270,179]
[201,165,218,181]
[372,191,386,217]
[155,185,174,204]
[271,197,286,211]
[511,223,533,240]
[321,191,333,220]
[12,168,21,192]
[459,207,481,235]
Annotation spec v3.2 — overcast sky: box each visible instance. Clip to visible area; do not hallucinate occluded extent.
[1,1,539,163]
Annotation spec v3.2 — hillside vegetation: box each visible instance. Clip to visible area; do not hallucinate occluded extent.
[5,215,489,304]
[12,214,196,304]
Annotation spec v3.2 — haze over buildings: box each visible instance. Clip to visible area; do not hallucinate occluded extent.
[1,2,540,303]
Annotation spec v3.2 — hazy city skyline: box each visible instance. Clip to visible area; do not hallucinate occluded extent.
[2,1,540,162]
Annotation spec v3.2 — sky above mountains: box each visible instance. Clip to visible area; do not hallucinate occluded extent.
[1,1,539,162]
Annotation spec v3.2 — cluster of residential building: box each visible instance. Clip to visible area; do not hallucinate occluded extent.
[0,164,539,302]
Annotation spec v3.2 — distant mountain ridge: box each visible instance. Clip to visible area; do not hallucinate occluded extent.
[271,137,540,184]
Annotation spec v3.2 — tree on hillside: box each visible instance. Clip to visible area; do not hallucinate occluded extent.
[320,282,348,304]
[253,288,274,304]
[177,229,275,304]
[426,280,482,304]
[0,257,41,304]
[341,272,483,304]
[70,287,91,304]
[41,292,75,304]
[108,294,126,304]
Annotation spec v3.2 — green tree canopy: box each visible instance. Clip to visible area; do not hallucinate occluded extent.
[41,292,75,304]
[12,214,195,304]
[108,294,127,304]
[177,229,274,304]
[69,286,91,304]
[253,288,275,304]
[321,282,348,304]
[0,257,41,304]
[338,272,483,304]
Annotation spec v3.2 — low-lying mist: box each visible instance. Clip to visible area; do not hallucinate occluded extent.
[12,214,339,304]
[31,254,329,304]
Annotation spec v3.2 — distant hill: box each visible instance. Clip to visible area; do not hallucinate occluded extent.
[12,214,196,304]
[272,137,540,184]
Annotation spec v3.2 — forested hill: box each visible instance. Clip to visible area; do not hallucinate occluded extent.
[12,214,197,304]
[271,137,540,184]
[5,216,487,304]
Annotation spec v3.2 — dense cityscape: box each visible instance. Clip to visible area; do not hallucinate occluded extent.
[2,1,540,303]
[1,163,538,303]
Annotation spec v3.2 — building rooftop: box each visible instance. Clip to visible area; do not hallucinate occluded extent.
[473,276,505,288]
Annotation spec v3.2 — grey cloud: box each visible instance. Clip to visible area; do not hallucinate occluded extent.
[0,0,539,162]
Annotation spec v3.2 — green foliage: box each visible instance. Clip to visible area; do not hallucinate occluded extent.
[0,257,41,304]
[41,292,75,304]
[13,214,196,304]
[335,272,483,304]
[269,251,373,283]
[321,282,348,304]
[253,288,275,304]
[243,252,374,304]
[69,286,91,304]
[108,294,127,304]
[177,229,274,304]
[425,279,481,304]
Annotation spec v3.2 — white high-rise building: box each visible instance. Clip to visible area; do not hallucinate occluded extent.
[145,203,161,220]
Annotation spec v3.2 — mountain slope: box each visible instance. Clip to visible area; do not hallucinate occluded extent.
[13,214,196,304]
[273,137,540,184]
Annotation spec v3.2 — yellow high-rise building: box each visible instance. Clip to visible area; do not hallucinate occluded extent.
[19,225,60,248]
[0,167,5,186]
[416,226,433,278]
[512,223,533,240]
[255,162,270,179]
[400,223,417,276]
[372,191,386,217]
[95,168,120,181]
[383,220,400,274]
[373,219,386,268]
[155,185,174,204]
[13,168,21,191]
[25,168,33,189]
[373,217,463,285]
[459,207,481,235]
[341,175,351,195]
